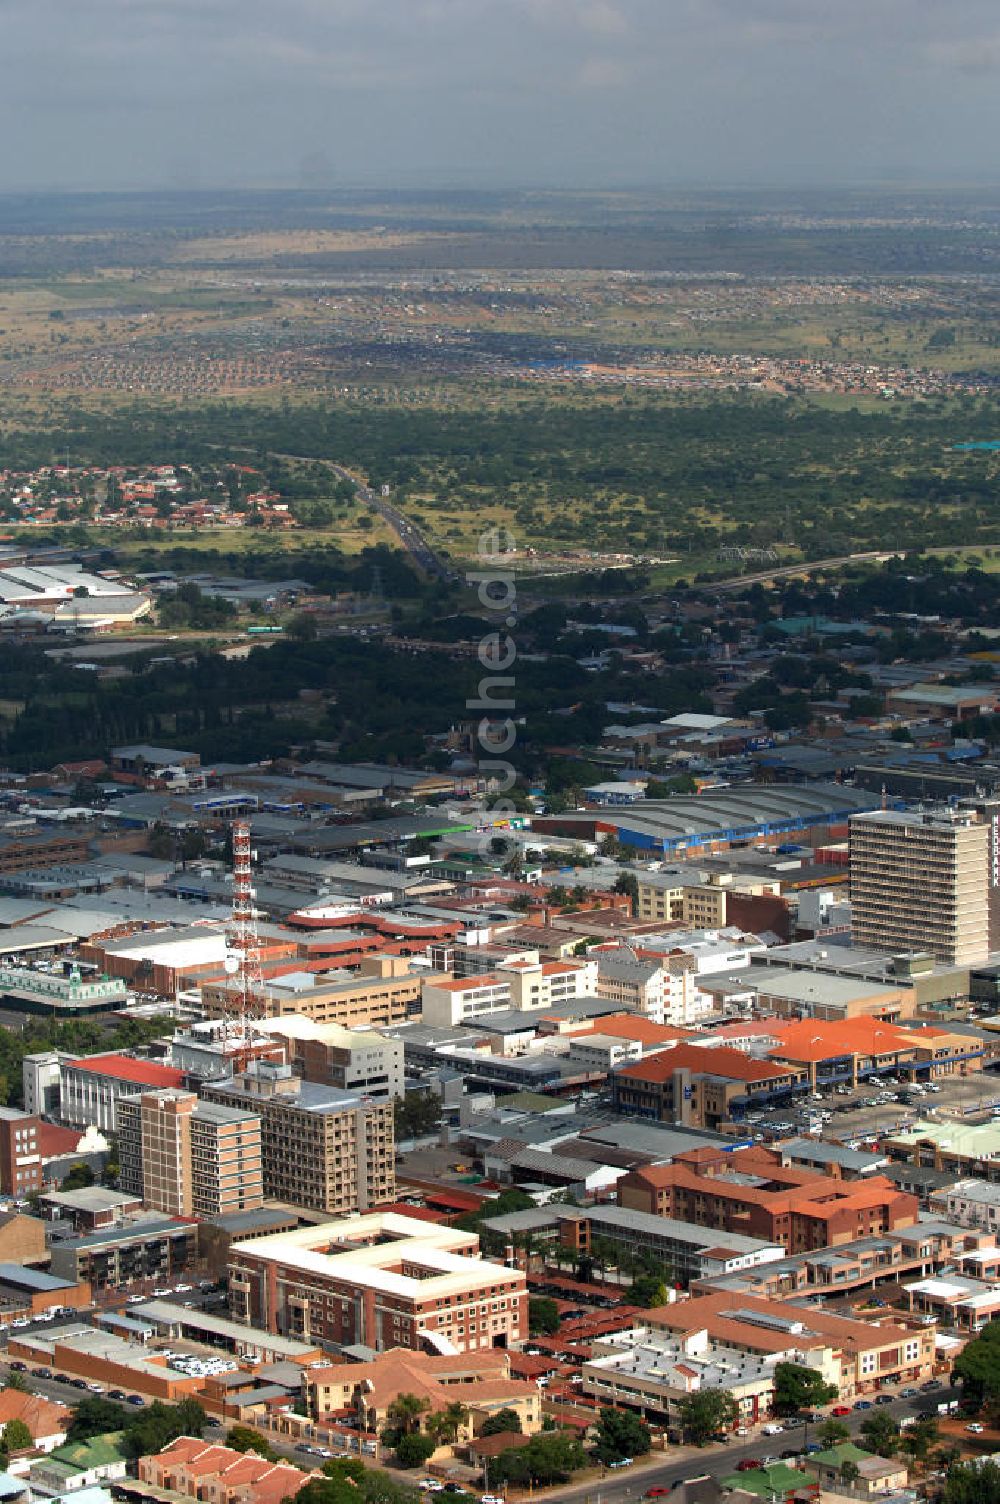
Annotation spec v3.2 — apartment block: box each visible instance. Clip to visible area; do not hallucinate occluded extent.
[305,1348,542,1437]
[850,807,989,965]
[595,949,710,1027]
[0,1106,42,1197]
[48,1217,196,1289]
[617,1144,919,1254]
[421,955,594,1028]
[202,1061,394,1215]
[228,1211,526,1353]
[118,1090,263,1219]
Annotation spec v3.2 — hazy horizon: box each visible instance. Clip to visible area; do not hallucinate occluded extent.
[5,1,1000,195]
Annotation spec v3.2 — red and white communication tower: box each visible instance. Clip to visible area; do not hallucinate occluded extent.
[224,819,265,1053]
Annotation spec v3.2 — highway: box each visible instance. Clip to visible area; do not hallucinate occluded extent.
[326,462,456,584]
[711,550,901,593]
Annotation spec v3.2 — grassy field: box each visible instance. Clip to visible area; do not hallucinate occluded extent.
[5,191,1000,574]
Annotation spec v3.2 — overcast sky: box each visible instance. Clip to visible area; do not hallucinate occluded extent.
[4,0,1000,192]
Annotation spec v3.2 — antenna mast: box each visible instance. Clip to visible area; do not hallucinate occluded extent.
[226,819,265,1061]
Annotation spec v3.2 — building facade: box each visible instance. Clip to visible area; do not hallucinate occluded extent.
[118,1089,263,1218]
[202,1061,395,1215]
[228,1212,527,1354]
[850,807,989,965]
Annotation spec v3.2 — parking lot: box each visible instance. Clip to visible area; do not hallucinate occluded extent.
[741,1065,1000,1147]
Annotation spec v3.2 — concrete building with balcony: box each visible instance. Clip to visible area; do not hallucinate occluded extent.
[48,1216,196,1290]
[202,1061,394,1216]
[228,1212,527,1354]
[118,1090,263,1219]
[850,807,990,965]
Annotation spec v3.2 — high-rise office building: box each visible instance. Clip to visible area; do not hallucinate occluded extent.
[119,1089,263,1218]
[849,807,989,965]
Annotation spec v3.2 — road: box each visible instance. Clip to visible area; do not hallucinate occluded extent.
[545,1384,961,1504]
[711,550,900,593]
[329,463,455,584]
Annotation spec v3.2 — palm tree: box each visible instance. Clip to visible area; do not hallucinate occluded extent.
[387,1393,430,1437]
[428,1402,469,1445]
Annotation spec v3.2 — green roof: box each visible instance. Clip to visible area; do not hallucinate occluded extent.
[721,1463,806,1496]
[47,1432,129,1469]
[808,1443,872,1468]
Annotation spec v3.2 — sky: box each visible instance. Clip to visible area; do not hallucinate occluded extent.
[4,0,1000,192]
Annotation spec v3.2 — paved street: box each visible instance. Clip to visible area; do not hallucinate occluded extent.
[543,1384,961,1504]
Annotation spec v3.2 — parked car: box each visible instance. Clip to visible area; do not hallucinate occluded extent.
[127,1395,145,1406]
[900,1388,919,1399]
[8,1362,27,1373]
[608,1459,633,1470]
[967,1423,984,1434]
[737,1460,762,1472]
[645,1489,671,1498]
[832,1406,852,1417]
[874,1395,894,1405]
[854,1401,872,1411]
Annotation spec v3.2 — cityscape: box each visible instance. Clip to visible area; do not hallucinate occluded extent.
[2,5,1000,1504]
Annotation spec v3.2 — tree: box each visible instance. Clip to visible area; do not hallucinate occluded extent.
[386,1393,430,1438]
[860,1410,900,1458]
[677,1390,738,1445]
[840,1460,860,1486]
[819,1419,851,1448]
[396,1434,436,1468]
[68,1396,131,1441]
[953,1316,1000,1408]
[288,612,318,642]
[900,1416,939,1463]
[1,1419,32,1453]
[772,1362,839,1415]
[3,1373,29,1394]
[480,1409,522,1438]
[492,1430,586,1487]
[225,1426,277,1459]
[613,872,639,912]
[945,1460,1000,1504]
[61,1162,95,1191]
[528,1296,560,1336]
[426,1401,467,1445]
[123,1397,207,1459]
[393,1091,441,1140]
[592,1407,652,1464]
[630,1272,668,1308]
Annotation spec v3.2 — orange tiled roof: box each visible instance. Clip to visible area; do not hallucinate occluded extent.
[617,1041,793,1084]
